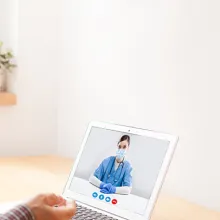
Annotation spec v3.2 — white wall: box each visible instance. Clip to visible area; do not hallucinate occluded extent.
[0,0,18,52]
[59,0,220,211]
[0,0,62,156]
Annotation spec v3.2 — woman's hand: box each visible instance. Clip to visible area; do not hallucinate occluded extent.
[25,193,76,220]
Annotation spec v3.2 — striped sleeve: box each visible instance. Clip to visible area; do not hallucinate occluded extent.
[0,205,34,220]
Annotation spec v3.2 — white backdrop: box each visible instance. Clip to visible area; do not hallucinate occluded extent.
[74,127,169,199]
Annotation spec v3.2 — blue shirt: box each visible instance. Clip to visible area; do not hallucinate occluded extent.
[94,156,132,187]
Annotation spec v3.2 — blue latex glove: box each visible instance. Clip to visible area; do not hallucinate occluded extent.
[100,182,105,189]
[100,183,116,194]
[100,189,109,194]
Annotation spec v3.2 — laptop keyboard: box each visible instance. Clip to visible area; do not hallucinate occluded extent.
[72,204,118,220]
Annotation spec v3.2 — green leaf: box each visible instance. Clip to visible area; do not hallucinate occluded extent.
[7,52,13,58]
[0,41,16,70]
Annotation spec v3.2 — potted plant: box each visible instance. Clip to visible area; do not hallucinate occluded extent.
[0,41,16,92]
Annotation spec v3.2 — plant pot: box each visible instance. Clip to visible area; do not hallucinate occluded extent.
[0,68,7,92]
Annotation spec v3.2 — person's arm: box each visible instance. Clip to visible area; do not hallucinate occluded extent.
[89,174,102,188]
[89,158,110,188]
[117,165,132,195]
[0,194,76,220]
[100,168,132,195]
[115,186,132,195]
[0,204,34,220]
[100,184,132,195]
[100,164,133,195]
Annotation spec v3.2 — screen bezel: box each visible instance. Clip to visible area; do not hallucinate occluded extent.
[62,121,178,220]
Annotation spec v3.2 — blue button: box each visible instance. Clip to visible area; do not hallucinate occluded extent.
[105,197,111,202]
[92,192,98,198]
[99,194,104,200]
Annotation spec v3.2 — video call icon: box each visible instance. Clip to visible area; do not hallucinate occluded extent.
[92,192,116,205]
[92,192,98,198]
[112,199,117,205]
[99,194,105,200]
[105,197,111,203]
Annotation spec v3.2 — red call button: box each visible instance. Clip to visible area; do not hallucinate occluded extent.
[112,199,117,205]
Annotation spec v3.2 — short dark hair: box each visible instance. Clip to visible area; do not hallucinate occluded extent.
[119,135,130,146]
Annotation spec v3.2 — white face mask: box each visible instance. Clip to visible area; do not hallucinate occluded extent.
[116,149,126,160]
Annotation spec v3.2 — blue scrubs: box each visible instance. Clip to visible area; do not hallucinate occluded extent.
[94,156,132,187]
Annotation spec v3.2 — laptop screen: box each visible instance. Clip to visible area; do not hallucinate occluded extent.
[69,127,170,216]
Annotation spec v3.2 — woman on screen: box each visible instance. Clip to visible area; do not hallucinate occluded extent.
[89,135,132,195]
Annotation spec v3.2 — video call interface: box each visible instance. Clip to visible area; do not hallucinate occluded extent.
[69,127,170,215]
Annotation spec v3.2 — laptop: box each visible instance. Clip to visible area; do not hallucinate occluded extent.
[62,121,178,220]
